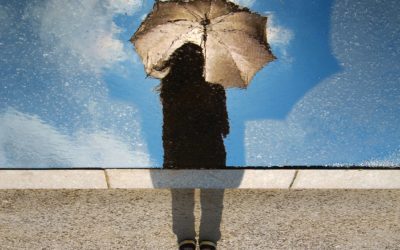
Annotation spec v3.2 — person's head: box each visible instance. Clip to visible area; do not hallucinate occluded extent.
[167,43,204,78]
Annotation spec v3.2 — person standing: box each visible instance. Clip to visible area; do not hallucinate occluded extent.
[160,43,229,250]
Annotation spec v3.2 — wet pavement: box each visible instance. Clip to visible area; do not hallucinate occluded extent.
[1,190,400,249]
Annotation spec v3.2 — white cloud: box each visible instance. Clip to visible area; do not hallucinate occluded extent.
[361,149,400,167]
[106,0,143,15]
[245,0,400,166]
[1,1,154,168]
[265,11,294,63]
[245,120,307,165]
[266,12,294,47]
[37,0,142,74]
[229,0,255,8]
[0,109,152,168]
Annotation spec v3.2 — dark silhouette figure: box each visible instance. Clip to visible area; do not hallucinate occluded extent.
[160,43,229,169]
[158,43,231,248]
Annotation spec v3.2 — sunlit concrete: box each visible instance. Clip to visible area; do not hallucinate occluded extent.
[0,170,107,189]
[1,169,400,189]
[1,189,399,249]
[292,170,400,189]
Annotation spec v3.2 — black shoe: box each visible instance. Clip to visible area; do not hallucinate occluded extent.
[199,241,217,250]
[179,239,196,250]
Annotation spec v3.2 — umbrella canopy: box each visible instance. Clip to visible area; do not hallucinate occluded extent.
[131,0,275,88]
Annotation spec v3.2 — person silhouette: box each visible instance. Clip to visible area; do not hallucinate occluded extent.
[161,43,229,169]
[160,43,229,250]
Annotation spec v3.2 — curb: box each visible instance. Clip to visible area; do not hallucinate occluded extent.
[0,170,107,189]
[0,169,399,189]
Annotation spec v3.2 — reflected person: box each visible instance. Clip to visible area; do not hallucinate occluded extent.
[160,43,229,250]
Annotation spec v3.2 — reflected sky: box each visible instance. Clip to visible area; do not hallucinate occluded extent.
[0,0,399,168]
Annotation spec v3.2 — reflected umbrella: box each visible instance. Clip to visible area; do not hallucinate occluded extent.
[131,0,275,88]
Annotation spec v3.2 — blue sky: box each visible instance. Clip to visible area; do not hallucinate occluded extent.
[0,0,399,168]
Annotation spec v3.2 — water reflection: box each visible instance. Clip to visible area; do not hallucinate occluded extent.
[0,0,152,168]
[1,0,399,167]
[160,43,229,169]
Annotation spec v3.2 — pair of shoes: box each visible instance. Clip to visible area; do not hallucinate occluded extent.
[179,239,196,250]
[199,241,217,250]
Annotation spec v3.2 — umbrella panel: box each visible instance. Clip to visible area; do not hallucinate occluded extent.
[131,0,275,88]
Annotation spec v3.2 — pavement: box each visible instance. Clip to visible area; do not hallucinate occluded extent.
[1,189,400,249]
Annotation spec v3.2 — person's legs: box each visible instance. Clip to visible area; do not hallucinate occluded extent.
[199,189,225,243]
[171,189,197,244]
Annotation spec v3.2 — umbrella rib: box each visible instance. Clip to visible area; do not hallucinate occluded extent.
[202,1,211,76]
[202,33,207,79]
[209,12,238,28]
[167,19,193,25]
[216,29,266,45]
[182,5,202,21]
[211,32,245,83]
[206,0,213,19]
[134,22,195,43]
[165,20,198,30]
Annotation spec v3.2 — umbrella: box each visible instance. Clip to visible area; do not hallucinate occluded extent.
[131,0,275,88]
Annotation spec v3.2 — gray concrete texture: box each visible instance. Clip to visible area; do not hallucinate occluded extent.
[1,190,400,249]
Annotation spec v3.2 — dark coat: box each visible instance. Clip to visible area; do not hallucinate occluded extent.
[160,43,229,169]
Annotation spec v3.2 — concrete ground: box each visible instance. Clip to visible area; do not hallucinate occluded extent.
[1,190,400,250]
